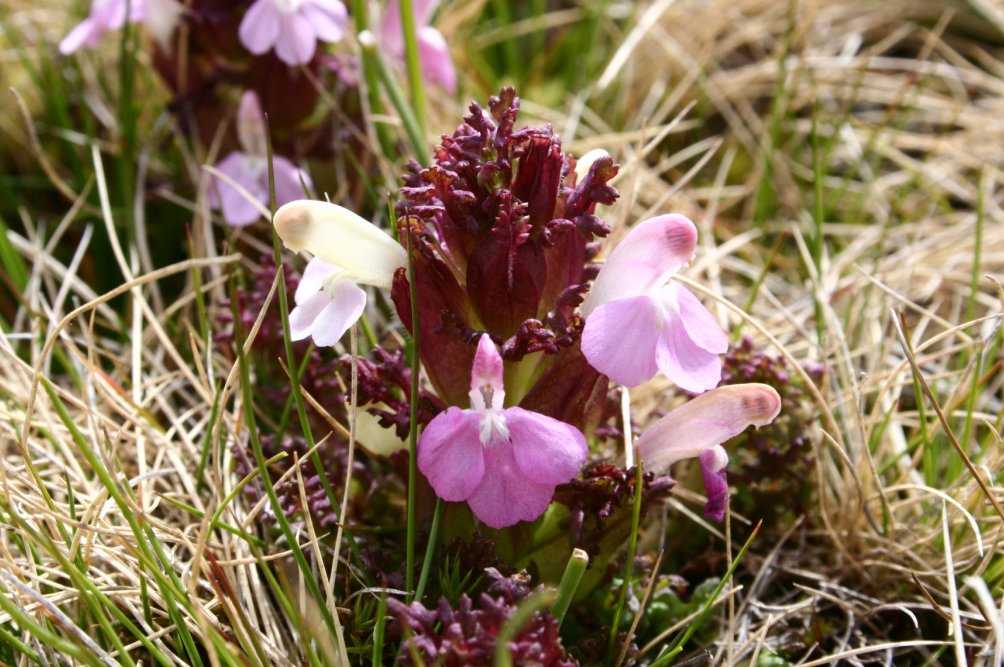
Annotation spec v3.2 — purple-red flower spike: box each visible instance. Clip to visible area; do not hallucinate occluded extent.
[636,383,782,520]
[239,0,348,66]
[210,91,311,227]
[417,335,588,529]
[581,214,728,392]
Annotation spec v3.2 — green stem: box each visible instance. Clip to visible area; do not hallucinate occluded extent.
[414,498,444,603]
[397,0,427,134]
[405,225,422,601]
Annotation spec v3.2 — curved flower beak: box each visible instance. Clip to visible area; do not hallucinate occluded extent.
[636,383,781,520]
[273,200,407,289]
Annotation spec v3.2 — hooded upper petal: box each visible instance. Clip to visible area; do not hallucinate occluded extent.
[417,407,486,501]
[635,383,782,473]
[273,200,407,289]
[582,214,698,316]
[581,294,662,387]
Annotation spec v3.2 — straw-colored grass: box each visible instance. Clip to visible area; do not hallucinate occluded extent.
[2,0,1004,664]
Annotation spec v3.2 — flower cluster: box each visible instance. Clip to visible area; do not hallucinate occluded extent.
[388,568,577,666]
[271,87,782,531]
[62,0,457,227]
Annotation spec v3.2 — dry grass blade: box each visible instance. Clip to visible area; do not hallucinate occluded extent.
[892,309,1004,523]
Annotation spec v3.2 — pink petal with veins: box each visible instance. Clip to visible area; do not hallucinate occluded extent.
[506,408,588,486]
[655,314,723,394]
[417,408,486,501]
[467,439,556,529]
[581,294,662,387]
[666,282,728,354]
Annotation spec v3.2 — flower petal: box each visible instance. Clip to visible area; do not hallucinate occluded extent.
[418,27,456,94]
[309,279,367,347]
[581,295,661,387]
[237,91,266,157]
[274,12,317,65]
[378,0,404,56]
[467,439,555,529]
[417,408,485,501]
[271,156,310,207]
[665,282,727,354]
[582,214,697,316]
[469,334,504,410]
[238,0,280,54]
[699,445,729,521]
[655,313,722,393]
[506,408,587,485]
[213,152,266,227]
[288,290,330,340]
[273,200,407,289]
[294,257,334,304]
[301,0,348,42]
[636,383,782,473]
[59,18,102,54]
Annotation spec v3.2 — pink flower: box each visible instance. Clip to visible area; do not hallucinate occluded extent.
[418,335,589,529]
[580,214,728,392]
[60,0,182,54]
[60,0,147,54]
[380,0,456,94]
[274,200,407,347]
[636,383,782,521]
[238,0,348,66]
[210,91,311,227]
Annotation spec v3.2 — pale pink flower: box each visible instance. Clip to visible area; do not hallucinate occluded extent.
[60,0,182,54]
[636,383,781,521]
[238,0,348,66]
[379,0,456,94]
[418,335,588,529]
[210,91,311,227]
[274,200,407,346]
[581,214,728,392]
[60,0,147,54]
